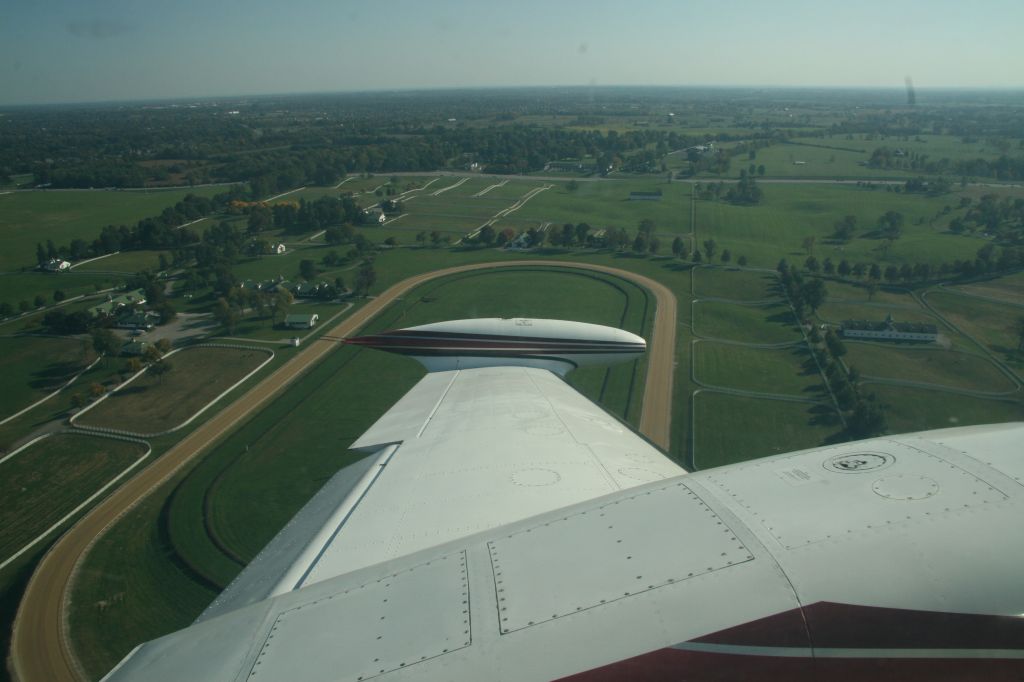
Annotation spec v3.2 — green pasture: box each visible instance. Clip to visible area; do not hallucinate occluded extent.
[753,143,903,179]
[870,385,1023,435]
[0,186,223,271]
[210,300,355,342]
[951,271,1024,304]
[790,133,1010,163]
[0,336,94,419]
[692,392,841,469]
[819,280,917,306]
[78,347,269,434]
[692,300,801,344]
[815,300,945,328]
[72,250,168,274]
[695,184,989,269]
[0,434,146,563]
[692,266,780,301]
[693,341,825,398]
[926,291,1024,377]
[0,271,119,312]
[845,343,1016,393]
[511,180,691,237]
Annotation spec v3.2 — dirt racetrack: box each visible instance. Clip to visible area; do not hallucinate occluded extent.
[10,260,677,682]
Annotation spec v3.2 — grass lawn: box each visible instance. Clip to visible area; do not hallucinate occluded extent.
[692,392,842,469]
[926,290,1024,378]
[846,343,1016,393]
[0,336,95,419]
[73,250,168,274]
[0,186,223,271]
[751,142,894,179]
[693,341,825,398]
[692,266,781,301]
[512,179,692,237]
[692,300,801,344]
[211,300,353,342]
[0,271,120,312]
[0,434,146,562]
[695,184,989,270]
[951,271,1024,304]
[871,385,1024,435]
[820,280,918,306]
[77,347,270,434]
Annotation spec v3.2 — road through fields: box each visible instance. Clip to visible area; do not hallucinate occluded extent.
[10,260,676,682]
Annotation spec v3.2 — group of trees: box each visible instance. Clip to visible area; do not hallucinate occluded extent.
[245,196,366,236]
[693,172,763,205]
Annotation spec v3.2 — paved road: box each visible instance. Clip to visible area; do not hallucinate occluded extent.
[10,260,677,682]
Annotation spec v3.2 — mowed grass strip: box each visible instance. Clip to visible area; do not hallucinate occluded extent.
[926,291,1024,377]
[846,343,1016,393]
[693,341,825,398]
[693,300,800,344]
[0,336,94,419]
[692,267,781,301]
[0,433,146,561]
[78,347,269,434]
[871,385,1024,436]
[692,392,841,469]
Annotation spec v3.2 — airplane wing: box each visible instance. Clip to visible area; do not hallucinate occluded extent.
[102,320,1024,681]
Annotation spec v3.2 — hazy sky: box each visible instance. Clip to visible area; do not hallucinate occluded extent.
[2,0,1022,105]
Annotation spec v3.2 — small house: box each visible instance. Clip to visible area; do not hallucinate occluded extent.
[44,258,71,272]
[284,313,319,329]
[121,340,152,356]
[273,243,287,255]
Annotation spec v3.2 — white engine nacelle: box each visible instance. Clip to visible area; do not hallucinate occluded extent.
[346,318,646,376]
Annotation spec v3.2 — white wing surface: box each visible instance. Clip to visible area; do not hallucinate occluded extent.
[200,364,682,621]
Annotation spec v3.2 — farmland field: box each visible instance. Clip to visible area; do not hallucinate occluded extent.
[926,291,1024,377]
[871,385,1024,434]
[0,336,95,419]
[692,266,780,301]
[692,392,841,469]
[0,434,146,563]
[845,343,1016,393]
[77,346,271,434]
[692,300,801,344]
[693,341,825,398]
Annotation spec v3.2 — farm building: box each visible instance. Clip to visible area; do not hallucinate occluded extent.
[841,314,938,342]
[121,340,152,356]
[284,313,319,329]
[89,289,148,318]
[43,258,71,272]
[273,243,287,255]
[363,207,387,224]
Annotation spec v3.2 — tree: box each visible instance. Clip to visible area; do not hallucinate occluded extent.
[671,236,686,259]
[92,328,120,364]
[848,395,887,439]
[691,250,703,263]
[89,382,105,400]
[18,300,30,313]
[70,393,85,409]
[214,297,239,333]
[833,215,857,242]
[354,262,376,296]
[149,360,172,384]
[804,256,820,273]
[801,278,828,313]
[299,259,317,281]
[802,236,816,255]
[702,239,717,260]
[155,338,172,354]
[866,280,878,301]
[34,294,46,308]
[825,330,847,357]
[837,260,851,278]
[737,255,748,266]
[720,249,731,264]
[479,225,496,245]
[648,237,661,255]
[868,263,882,281]
[632,233,648,254]
[823,258,835,275]
[574,223,591,245]
[247,205,273,234]
[1014,317,1024,351]
[878,210,904,240]
[271,290,293,323]
[53,290,66,302]
[567,180,580,192]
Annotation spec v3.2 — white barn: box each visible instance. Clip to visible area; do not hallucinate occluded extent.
[841,314,938,342]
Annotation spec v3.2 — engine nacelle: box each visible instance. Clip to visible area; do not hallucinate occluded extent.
[346,318,645,375]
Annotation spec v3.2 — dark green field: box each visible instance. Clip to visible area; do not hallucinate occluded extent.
[0,336,94,419]
[0,434,146,563]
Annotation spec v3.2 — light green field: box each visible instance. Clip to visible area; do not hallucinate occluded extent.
[0,336,95,418]
[0,434,146,562]
[791,133,1009,163]
[692,267,780,301]
[692,300,801,344]
[693,341,825,398]
[846,343,1016,393]
[816,301,942,327]
[695,184,989,269]
[871,385,1024,435]
[753,143,900,179]
[693,392,841,469]
[78,347,269,434]
[0,187,223,271]
[73,250,168,274]
[0,271,119,312]
[511,180,691,237]
[951,271,1024,304]
[926,291,1024,377]
[820,280,918,307]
